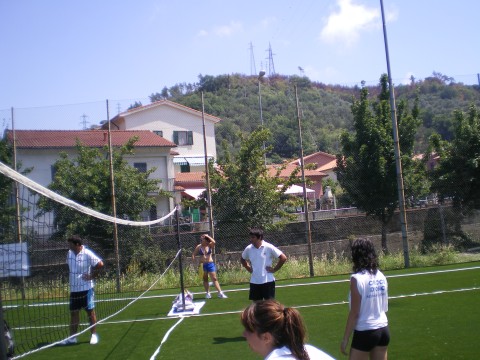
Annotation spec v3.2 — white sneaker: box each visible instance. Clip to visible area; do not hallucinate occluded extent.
[218,292,228,299]
[59,337,77,345]
[90,333,99,345]
[205,292,211,299]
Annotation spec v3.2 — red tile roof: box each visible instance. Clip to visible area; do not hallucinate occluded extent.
[175,172,206,184]
[268,163,326,178]
[5,130,176,148]
[289,151,336,170]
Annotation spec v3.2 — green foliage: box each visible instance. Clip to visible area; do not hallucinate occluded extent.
[209,128,298,232]
[336,74,423,252]
[430,105,480,211]
[36,137,159,248]
[0,139,15,241]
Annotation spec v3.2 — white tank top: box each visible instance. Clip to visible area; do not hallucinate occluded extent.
[350,269,388,331]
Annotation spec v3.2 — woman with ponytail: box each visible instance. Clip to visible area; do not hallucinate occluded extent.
[241,300,334,360]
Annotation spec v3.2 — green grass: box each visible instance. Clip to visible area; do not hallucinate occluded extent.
[20,260,480,360]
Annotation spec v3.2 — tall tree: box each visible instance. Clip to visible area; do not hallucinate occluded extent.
[209,128,299,233]
[336,75,422,252]
[0,139,15,241]
[37,137,159,249]
[430,104,480,211]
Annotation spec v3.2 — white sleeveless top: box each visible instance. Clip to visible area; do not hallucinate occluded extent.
[350,269,388,331]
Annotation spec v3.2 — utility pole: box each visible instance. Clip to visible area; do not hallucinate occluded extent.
[249,42,257,76]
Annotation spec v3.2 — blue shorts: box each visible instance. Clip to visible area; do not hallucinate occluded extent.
[351,326,390,352]
[203,262,216,273]
[70,288,95,311]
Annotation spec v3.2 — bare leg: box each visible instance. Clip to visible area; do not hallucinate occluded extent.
[370,346,388,360]
[209,271,223,293]
[203,272,210,293]
[349,348,370,360]
[86,309,97,334]
[70,310,80,336]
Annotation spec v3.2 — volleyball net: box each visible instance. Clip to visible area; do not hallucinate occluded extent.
[0,161,187,359]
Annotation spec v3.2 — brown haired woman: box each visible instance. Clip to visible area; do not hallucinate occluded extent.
[241,299,334,360]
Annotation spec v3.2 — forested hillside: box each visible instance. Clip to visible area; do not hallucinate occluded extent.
[135,72,480,162]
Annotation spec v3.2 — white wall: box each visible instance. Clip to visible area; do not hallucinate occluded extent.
[119,105,217,159]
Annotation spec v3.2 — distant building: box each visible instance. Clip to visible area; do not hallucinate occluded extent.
[5,129,177,234]
[104,99,222,174]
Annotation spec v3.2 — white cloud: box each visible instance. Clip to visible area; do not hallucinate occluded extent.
[320,0,380,46]
[196,29,209,37]
[213,21,243,37]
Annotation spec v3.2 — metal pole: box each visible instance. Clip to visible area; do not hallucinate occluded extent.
[258,71,266,166]
[11,107,26,300]
[380,0,409,267]
[175,205,186,311]
[294,85,314,277]
[201,92,215,240]
[106,100,122,291]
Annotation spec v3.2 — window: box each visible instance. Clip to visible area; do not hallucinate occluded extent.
[134,162,147,173]
[173,131,193,146]
[153,130,163,137]
[180,163,190,173]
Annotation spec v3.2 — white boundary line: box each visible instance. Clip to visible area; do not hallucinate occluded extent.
[149,317,185,360]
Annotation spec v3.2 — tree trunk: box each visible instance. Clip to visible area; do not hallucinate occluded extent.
[381,221,389,254]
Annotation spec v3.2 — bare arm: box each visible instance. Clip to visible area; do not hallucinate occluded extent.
[241,258,252,273]
[341,277,361,355]
[266,253,287,273]
[192,244,200,260]
[85,260,104,280]
[203,234,216,248]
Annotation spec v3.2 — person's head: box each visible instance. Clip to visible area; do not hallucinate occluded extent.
[67,235,83,253]
[241,300,310,360]
[200,234,211,245]
[249,228,264,247]
[351,238,379,274]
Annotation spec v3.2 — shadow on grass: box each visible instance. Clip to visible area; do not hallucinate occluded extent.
[212,336,245,344]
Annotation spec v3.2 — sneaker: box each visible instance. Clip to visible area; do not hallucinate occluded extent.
[59,337,77,345]
[218,292,228,299]
[90,333,99,345]
[205,292,212,299]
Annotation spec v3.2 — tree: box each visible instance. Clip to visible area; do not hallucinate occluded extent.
[37,137,159,249]
[430,104,480,211]
[336,74,422,252]
[0,139,15,240]
[209,128,299,233]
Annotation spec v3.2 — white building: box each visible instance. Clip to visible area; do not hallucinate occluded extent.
[106,100,222,174]
[6,129,177,234]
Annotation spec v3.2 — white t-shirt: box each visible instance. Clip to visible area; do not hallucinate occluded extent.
[265,345,335,360]
[67,246,102,292]
[242,240,283,284]
[350,269,388,331]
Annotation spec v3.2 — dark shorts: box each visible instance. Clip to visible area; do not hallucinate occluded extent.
[351,326,390,352]
[203,262,216,273]
[249,281,275,301]
[70,289,95,311]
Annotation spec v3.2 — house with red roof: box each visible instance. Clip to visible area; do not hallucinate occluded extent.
[5,129,177,233]
[105,99,222,174]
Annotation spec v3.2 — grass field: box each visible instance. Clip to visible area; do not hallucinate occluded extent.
[18,261,480,360]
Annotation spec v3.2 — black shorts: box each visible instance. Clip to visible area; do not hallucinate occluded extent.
[70,289,95,311]
[351,326,390,352]
[249,281,275,301]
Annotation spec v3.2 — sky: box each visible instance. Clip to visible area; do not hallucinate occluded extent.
[1,0,479,130]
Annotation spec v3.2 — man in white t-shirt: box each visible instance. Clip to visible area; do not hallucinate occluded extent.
[60,235,104,346]
[241,228,287,300]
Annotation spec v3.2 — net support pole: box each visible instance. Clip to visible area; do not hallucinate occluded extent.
[106,100,122,292]
[380,0,409,267]
[175,205,186,311]
[0,294,7,360]
[294,85,314,277]
[11,107,26,300]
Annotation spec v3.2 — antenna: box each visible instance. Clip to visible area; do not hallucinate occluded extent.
[266,42,276,76]
[79,114,89,130]
[117,103,122,114]
[249,42,257,76]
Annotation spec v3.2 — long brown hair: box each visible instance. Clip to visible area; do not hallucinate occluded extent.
[351,238,379,274]
[241,300,310,360]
